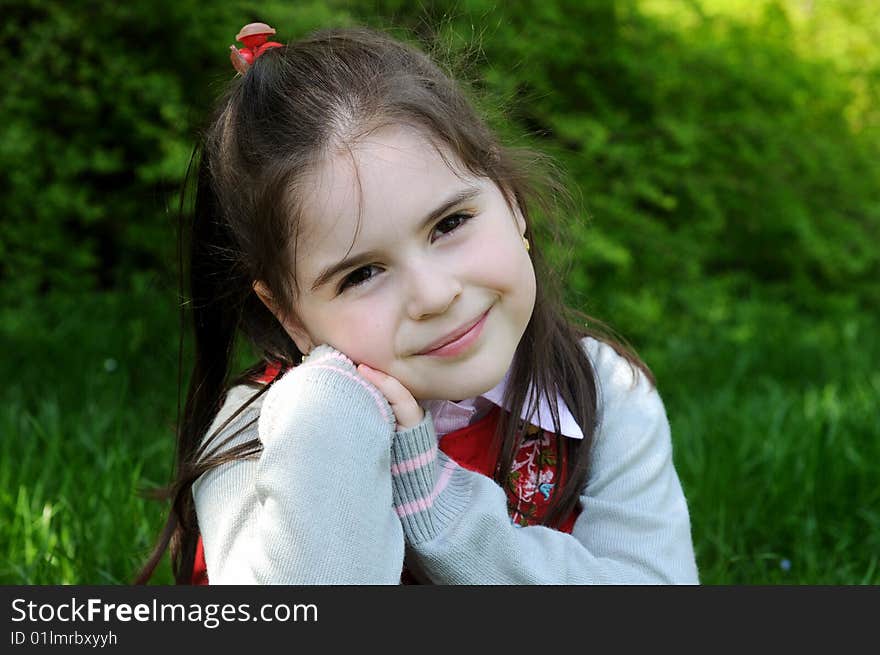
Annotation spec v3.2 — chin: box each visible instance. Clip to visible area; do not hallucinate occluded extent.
[409,366,506,402]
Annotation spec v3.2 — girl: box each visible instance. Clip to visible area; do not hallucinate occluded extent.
[135,22,698,585]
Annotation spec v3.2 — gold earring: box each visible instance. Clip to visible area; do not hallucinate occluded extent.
[522,236,530,252]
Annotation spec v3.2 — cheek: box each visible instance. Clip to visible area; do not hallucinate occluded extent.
[324,304,397,364]
[507,251,537,324]
[468,232,532,294]
[474,234,537,328]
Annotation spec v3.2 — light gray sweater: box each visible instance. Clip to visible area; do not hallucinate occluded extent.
[192,337,699,584]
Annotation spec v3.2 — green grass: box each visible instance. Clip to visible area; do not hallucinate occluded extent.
[0,283,180,584]
[1,281,877,584]
[648,301,880,584]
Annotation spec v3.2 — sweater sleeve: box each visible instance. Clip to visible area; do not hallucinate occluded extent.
[389,338,699,584]
[192,345,405,584]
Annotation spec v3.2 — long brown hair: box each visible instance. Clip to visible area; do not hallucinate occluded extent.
[134,25,655,584]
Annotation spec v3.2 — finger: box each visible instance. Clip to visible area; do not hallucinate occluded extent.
[358,364,424,429]
[358,364,407,406]
[357,363,394,392]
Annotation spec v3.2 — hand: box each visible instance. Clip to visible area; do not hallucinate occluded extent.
[356,364,425,431]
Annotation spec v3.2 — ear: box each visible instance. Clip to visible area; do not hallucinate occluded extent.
[252,281,315,355]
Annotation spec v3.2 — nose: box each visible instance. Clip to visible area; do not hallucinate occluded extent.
[404,257,462,320]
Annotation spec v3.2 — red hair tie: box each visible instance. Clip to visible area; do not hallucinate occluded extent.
[230,22,283,74]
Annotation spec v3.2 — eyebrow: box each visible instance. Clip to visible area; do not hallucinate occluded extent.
[309,185,482,292]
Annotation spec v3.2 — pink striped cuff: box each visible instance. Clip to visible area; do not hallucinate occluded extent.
[390,442,438,475]
[394,458,457,518]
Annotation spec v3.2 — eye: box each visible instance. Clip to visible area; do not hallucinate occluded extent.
[339,264,376,293]
[338,212,474,293]
[434,212,474,242]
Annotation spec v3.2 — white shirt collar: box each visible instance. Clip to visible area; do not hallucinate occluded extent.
[419,363,584,440]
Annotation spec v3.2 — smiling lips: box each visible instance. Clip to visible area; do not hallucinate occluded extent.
[416,307,491,356]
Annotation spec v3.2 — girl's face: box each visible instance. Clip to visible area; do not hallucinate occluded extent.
[258,125,536,401]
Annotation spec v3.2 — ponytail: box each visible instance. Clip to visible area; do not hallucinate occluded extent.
[133,145,247,584]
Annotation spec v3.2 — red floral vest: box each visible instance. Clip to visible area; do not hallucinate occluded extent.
[191,363,581,585]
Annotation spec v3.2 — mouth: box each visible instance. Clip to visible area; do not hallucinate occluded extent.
[415,307,491,357]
